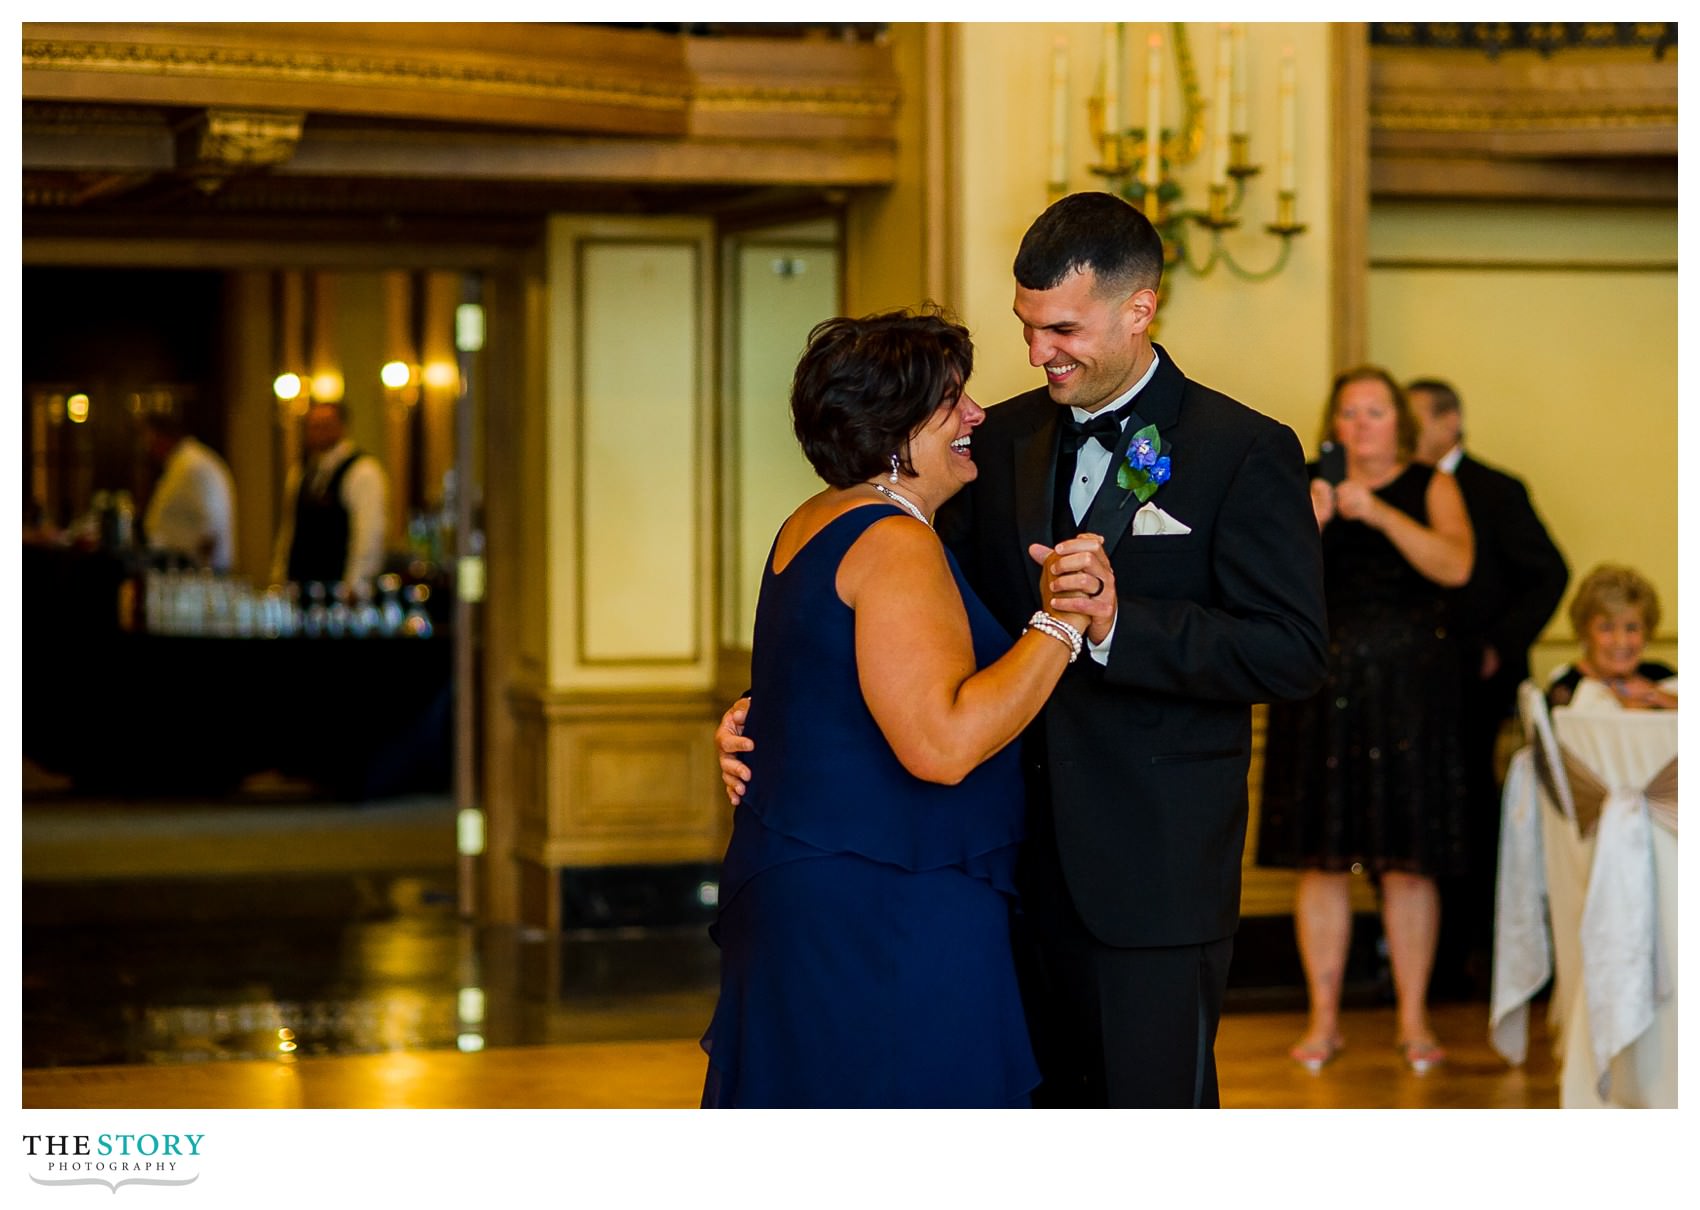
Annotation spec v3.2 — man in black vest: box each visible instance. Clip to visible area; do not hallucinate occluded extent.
[1410,378,1568,998]
[271,402,389,590]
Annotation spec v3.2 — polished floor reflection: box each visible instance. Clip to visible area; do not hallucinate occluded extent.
[23,787,1552,1108]
[24,871,722,1069]
[22,782,721,1071]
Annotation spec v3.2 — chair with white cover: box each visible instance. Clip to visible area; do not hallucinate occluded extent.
[1548,697,1677,1107]
[1491,680,1678,1106]
[1489,681,1564,1067]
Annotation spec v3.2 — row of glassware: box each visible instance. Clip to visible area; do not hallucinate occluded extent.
[143,569,435,638]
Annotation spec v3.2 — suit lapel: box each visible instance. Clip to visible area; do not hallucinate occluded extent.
[1083,406,1147,558]
[1087,345,1186,561]
[1012,404,1059,604]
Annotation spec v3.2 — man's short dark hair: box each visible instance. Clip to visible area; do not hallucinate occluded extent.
[791,306,974,489]
[1013,191,1165,297]
[1406,377,1461,417]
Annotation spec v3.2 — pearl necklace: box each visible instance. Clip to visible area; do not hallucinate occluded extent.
[870,482,932,528]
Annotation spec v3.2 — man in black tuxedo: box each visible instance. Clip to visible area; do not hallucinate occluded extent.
[934,193,1328,1106]
[715,193,1326,1106]
[1409,378,1568,997]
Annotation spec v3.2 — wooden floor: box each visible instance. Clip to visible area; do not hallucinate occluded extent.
[24,999,1556,1109]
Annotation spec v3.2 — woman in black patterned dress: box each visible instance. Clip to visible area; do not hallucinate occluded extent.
[1258,366,1474,1074]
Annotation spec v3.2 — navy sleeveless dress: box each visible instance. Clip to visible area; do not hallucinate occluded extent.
[700,504,1039,1108]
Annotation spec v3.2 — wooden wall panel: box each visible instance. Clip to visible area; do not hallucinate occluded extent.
[507,690,731,880]
[544,216,716,692]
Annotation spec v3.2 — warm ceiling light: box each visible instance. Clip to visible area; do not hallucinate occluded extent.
[422,360,459,390]
[380,360,412,389]
[310,371,344,403]
[66,394,90,423]
[273,372,303,401]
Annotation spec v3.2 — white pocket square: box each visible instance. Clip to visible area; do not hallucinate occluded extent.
[1131,502,1192,536]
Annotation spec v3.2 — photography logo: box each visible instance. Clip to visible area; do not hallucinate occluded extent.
[22,1133,203,1193]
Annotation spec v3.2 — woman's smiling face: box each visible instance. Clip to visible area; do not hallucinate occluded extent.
[1583,605,1650,681]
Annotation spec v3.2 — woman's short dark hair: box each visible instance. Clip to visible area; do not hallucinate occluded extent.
[1324,365,1419,462]
[791,306,974,489]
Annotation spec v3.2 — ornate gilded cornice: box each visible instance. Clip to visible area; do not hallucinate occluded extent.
[1368,33,1675,201]
[1372,21,1675,58]
[23,37,691,113]
[694,82,900,119]
[1369,39,1677,163]
[177,108,305,174]
[21,23,904,209]
[1374,104,1677,134]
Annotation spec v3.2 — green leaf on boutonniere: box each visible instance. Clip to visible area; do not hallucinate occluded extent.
[1116,424,1170,502]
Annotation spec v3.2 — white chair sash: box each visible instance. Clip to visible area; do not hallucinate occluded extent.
[1489,745,1551,1066]
[1572,755,1676,1100]
[1547,701,1678,1103]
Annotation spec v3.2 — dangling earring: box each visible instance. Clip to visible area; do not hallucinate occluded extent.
[889,452,900,483]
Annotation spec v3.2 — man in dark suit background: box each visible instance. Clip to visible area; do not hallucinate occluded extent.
[1409,377,1568,998]
[935,193,1328,1106]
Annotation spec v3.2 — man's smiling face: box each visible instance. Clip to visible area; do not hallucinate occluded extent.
[1013,267,1148,414]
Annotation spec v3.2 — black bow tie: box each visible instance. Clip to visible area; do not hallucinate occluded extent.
[1059,408,1128,456]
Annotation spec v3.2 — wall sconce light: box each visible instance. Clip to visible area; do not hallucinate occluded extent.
[1079,22,1305,291]
[382,360,459,393]
[273,372,304,401]
[67,393,90,424]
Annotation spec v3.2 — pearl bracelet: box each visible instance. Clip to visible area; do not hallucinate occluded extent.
[1025,610,1083,663]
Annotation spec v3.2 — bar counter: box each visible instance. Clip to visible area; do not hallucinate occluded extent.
[26,608,453,800]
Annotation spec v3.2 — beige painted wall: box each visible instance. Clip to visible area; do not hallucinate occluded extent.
[726,231,840,647]
[1367,201,1678,678]
[845,23,941,316]
[951,22,1334,442]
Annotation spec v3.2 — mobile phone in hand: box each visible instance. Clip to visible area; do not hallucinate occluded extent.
[1317,441,1346,485]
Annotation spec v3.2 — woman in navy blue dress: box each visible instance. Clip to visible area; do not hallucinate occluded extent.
[700,309,1094,1107]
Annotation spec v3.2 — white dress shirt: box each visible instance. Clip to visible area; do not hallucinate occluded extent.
[1436,444,1464,474]
[270,439,390,587]
[143,436,236,571]
[1062,351,1161,665]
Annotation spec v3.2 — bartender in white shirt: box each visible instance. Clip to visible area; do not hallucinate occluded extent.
[141,411,236,571]
[271,402,389,590]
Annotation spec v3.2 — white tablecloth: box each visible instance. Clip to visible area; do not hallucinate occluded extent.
[1490,690,1677,1107]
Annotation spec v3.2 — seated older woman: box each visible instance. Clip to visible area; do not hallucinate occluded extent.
[1548,564,1676,710]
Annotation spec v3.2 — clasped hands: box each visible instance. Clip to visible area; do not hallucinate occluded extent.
[716,533,1119,807]
[1309,479,1381,529]
[1606,675,1678,711]
[1027,532,1116,645]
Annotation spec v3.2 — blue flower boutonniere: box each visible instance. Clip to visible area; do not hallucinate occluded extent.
[1116,424,1171,503]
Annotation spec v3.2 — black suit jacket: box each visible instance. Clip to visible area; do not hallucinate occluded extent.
[938,346,1328,948]
[1448,453,1568,698]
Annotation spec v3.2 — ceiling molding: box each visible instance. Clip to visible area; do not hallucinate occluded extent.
[20,22,902,224]
[1369,45,1675,201]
